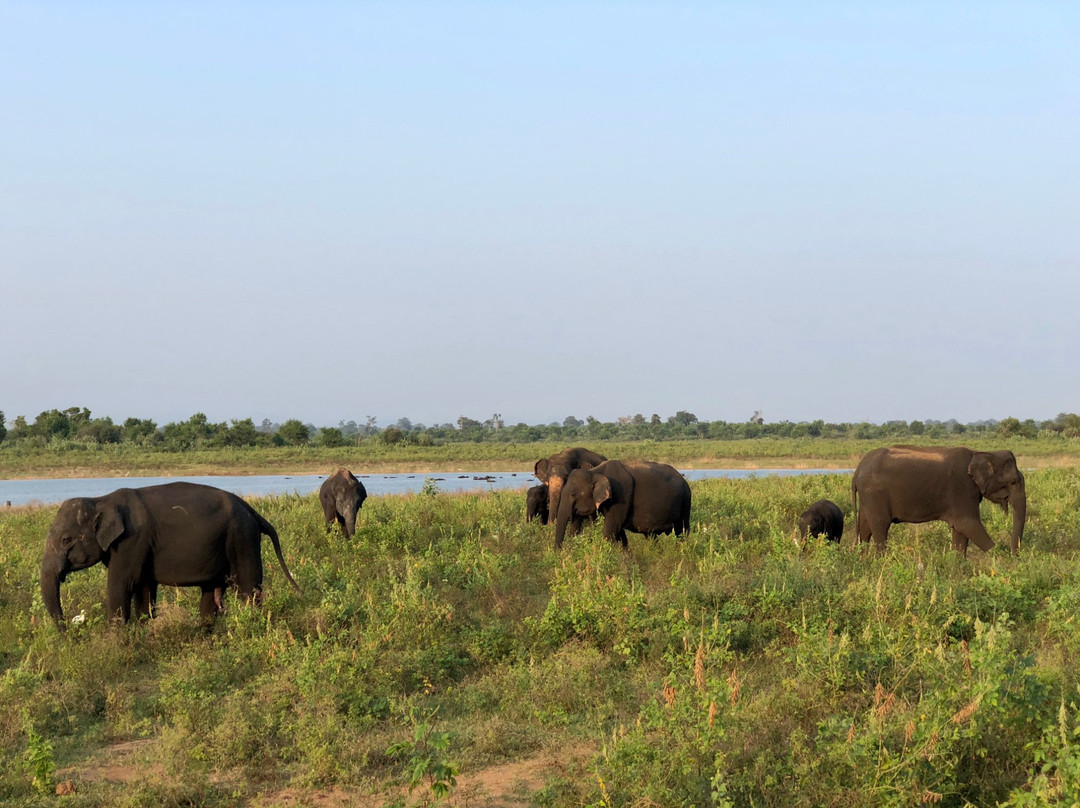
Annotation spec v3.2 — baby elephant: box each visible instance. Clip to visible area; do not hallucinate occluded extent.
[526,484,550,524]
[798,499,844,543]
[320,468,368,538]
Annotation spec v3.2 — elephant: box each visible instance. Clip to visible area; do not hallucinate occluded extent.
[320,468,367,538]
[534,447,607,526]
[798,499,844,543]
[40,482,302,626]
[526,484,549,524]
[851,445,1026,555]
[554,459,691,549]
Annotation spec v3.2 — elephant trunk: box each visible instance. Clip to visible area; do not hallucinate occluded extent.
[553,489,574,550]
[40,552,68,625]
[1009,473,1026,554]
[336,495,358,538]
[547,476,564,529]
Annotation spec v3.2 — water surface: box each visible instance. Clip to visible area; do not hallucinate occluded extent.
[0,468,850,508]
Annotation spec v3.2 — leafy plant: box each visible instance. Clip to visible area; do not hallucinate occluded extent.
[386,707,459,802]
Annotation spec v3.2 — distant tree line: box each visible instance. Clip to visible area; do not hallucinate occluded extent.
[1,407,1079,451]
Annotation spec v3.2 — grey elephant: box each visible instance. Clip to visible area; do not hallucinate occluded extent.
[554,459,691,549]
[320,468,368,538]
[851,445,1026,554]
[534,447,607,526]
[798,499,844,543]
[526,484,549,524]
[40,482,302,626]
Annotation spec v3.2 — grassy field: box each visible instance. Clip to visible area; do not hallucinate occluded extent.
[4,435,1080,479]
[2,462,1080,806]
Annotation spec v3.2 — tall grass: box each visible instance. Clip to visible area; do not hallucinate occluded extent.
[1,470,1079,805]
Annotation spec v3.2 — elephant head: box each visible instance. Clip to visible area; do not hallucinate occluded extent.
[534,448,607,526]
[553,467,613,549]
[40,497,122,623]
[968,450,1026,552]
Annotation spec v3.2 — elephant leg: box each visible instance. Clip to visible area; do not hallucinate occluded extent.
[132,582,157,619]
[105,575,135,623]
[199,589,220,622]
[951,528,970,555]
[950,516,994,553]
[857,503,891,552]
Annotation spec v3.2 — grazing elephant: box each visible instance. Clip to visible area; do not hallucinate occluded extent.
[40,482,302,626]
[320,468,367,538]
[534,447,607,526]
[526,484,550,524]
[798,499,844,543]
[554,459,691,549]
[851,445,1026,555]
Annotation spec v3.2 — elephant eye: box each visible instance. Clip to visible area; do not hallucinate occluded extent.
[60,535,76,549]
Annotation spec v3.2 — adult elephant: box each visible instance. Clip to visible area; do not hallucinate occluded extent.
[320,468,368,538]
[798,499,844,543]
[534,447,607,525]
[851,445,1026,554]
[40,482,302,626]
[554,459,691,549]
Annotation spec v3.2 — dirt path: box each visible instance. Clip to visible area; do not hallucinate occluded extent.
[55,740,595,806]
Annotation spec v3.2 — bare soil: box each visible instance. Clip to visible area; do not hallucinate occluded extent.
[55,740,594,806]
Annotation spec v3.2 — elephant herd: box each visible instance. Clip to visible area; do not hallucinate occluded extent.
[38,444,1026,628]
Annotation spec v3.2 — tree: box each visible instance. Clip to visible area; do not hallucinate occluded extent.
[224,418,259,447]
[317,426,347,447]
[997,417,1021,438]
[77,417,122,444]
[123,418,159,444]
[563,416,583,428]
[0,410,5,444]
[277,419,310,446]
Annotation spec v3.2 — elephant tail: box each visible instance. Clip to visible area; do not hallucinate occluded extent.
[251,507,304,594]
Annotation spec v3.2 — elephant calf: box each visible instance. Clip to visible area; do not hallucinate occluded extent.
[320,468,368,538]
[526,484,550,524]
[798,499,844,543]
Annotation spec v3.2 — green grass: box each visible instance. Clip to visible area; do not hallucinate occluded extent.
[4,434,1080,479]
[2,470,1080,806]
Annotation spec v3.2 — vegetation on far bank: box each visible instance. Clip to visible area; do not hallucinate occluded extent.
[4,407,1080,479]
[4,435,1080,480]
[3,470,1080,806]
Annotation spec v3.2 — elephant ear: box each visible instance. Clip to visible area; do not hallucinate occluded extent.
[534,459,550,483]
[95,504,127,551]
[967,452,997,498]
[592,476,613,511]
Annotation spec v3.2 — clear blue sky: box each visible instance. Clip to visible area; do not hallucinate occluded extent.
[3,2,1078,428]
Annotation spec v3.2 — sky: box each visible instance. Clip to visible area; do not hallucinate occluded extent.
[3,2,1078,429]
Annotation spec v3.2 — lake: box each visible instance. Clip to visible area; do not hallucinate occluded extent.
[0,468,851,508]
